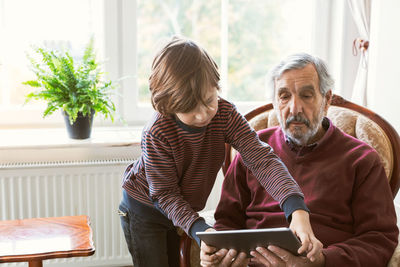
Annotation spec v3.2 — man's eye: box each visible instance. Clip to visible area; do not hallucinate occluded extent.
[280,95,290,100]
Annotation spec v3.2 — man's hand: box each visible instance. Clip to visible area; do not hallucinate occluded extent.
[199,228,221,266]
[199,228,249,267]
[289,210,323,262]
[200,246,249,267]
[250,245,325,267]
[200,242,226,266]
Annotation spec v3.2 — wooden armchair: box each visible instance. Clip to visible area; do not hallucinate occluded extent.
[179,94,400,267]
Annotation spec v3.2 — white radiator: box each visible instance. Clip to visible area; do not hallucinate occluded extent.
[0,160,133,267]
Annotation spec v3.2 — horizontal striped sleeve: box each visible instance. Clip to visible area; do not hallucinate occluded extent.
[143,130,200,232]
[225,104,304,205]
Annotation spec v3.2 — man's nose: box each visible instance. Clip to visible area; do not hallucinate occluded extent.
[289,97,302,115]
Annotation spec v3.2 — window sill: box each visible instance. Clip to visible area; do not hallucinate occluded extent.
[0,127,142,168]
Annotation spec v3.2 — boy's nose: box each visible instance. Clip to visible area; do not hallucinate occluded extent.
[194,106,209,121]
[195,112,207,122]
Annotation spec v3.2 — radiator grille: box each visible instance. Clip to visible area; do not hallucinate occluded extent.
[0,161,133,267]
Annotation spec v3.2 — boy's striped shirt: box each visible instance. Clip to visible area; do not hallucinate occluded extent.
[122,97,303,234]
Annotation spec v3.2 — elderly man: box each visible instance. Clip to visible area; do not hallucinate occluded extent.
[200,53,398,267]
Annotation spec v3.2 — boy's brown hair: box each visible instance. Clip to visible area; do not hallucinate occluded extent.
[149,37,220,115]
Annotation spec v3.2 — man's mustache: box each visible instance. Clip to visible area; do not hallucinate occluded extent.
[286,115,310,128]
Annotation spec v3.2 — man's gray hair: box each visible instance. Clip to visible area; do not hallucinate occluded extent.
[268,53,334,97]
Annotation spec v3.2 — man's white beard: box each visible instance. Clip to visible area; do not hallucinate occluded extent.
[276,103,325,146]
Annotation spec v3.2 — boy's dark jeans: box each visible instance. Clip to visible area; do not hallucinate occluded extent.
[118,189,180,267]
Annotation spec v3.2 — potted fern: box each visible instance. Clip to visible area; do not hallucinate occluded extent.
[23,38,117,139]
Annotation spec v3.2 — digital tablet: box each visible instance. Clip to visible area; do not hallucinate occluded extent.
[196,227,302,257]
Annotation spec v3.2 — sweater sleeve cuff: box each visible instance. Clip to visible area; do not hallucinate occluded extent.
[189,217,213,246]
[282,194,309,222]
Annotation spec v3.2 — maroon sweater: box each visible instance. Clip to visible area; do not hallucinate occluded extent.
[214,119,398,267]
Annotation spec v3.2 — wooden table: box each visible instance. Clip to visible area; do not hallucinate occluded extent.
[0,215,95,267]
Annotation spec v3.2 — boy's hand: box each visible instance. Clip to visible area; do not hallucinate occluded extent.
[289,209,323,262]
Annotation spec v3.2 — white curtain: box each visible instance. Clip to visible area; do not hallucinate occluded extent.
[347,0,371,106]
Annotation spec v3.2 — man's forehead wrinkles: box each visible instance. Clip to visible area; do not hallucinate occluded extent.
[277,84,315,93]
[299,85,315,91]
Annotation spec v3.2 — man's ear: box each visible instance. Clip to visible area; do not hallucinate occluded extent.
[324,90,332,112]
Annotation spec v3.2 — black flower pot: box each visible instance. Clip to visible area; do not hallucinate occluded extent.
[63,110,95,139]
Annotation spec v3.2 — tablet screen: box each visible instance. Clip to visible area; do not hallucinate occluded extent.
[196,227,302,257]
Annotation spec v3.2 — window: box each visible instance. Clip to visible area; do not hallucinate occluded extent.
[0,0,104,127]
[135,0,321,116]
[137,0,316,102]
[0,0,328,128]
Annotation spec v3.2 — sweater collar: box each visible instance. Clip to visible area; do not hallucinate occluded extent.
[173,115,208,133]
